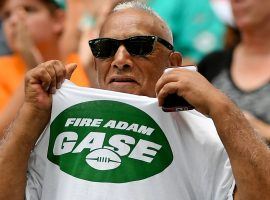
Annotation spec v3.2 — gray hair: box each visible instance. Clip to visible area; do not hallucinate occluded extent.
[113,1,173,42]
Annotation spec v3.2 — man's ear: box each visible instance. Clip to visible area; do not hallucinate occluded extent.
[169,52,182,67]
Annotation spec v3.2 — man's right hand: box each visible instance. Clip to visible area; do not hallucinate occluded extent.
[24,60,77,116]
[0,61,76,200]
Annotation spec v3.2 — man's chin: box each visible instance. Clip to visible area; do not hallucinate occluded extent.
[107,85,141,96]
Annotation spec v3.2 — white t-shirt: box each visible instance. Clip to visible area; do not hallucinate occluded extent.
[26,80,235,200]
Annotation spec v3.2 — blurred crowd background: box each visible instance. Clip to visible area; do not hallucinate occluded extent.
[0,0,269,145]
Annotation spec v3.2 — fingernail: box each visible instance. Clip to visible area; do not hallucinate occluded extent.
[52,87,56,94]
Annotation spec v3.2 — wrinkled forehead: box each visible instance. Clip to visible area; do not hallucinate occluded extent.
[99,8,171,42]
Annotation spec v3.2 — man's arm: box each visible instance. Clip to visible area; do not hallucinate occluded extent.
[155,68,270,200]
[209,95,270,200]
[0,61,77,200]
[0,83,24,137]
[0,105,49,200]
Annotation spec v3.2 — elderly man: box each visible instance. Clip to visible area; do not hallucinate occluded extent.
[0,1,269,200]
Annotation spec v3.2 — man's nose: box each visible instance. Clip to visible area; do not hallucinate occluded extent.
[111,45,133,70]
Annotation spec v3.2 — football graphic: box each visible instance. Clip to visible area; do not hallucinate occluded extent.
[86,148,121,170]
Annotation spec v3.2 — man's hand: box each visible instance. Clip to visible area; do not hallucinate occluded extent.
[0,61,77,200]
[24,60,77,113]
[155,68,230,116]
[155,67,270,200]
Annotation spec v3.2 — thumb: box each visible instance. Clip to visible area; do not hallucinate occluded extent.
[65,63,77,80]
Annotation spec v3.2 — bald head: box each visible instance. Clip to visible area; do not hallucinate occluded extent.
[99,1,173,44]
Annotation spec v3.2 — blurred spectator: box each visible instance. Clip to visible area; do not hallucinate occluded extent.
[147,0,225,65]
[199,0,270,144]
[0,20,11,55]
[0,0,90,135]
[210,0,240,50]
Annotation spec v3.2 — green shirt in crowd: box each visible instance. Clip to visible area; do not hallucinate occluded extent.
[148,0,225,63]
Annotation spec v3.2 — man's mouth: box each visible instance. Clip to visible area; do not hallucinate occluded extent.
[109,77,138,84]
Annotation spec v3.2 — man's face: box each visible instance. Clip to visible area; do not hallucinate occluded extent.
[1,0,61,52]
[94,9,173,97]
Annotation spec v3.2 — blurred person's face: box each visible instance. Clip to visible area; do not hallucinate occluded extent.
[92,9,181,97]
[231,0,270,30]
[0,0,64,52]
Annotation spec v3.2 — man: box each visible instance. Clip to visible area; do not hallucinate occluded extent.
[0,1,269,200]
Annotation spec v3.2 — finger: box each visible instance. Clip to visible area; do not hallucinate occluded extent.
[46,60,68,93]
[155,72,181,95]
[157,82,179,106]
[44,64,57,94]
[50,60,66,89]
[65,63,77,80]
[26,66,52,92]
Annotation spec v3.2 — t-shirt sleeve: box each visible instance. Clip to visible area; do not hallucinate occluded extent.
[25,127,49,200]
[175,111,235,200]
[25,151,45,200]
[227,180,236,200]
[201,147,235,200]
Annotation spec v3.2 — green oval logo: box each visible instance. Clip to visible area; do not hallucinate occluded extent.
[48,100,173,183]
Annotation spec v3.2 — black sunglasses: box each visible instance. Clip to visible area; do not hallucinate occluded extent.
[88,35,174,59]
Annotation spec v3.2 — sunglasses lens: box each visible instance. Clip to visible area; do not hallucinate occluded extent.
[126,36,155,56]
[89,36,157,58]
[89,39,118,58]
